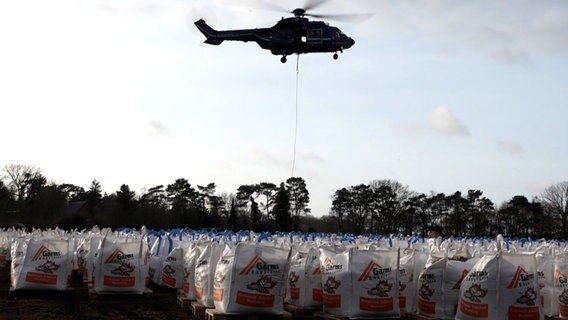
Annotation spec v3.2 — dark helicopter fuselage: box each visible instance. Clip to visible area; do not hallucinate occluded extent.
[195,17,355,61]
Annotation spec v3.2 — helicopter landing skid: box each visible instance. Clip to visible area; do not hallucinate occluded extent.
[333,47,345,60]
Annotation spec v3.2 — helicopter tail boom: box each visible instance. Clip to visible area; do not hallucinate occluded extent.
[195,19,224,45]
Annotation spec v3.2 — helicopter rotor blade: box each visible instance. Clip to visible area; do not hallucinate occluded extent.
[222,0,373,23]
[306,12,374,23]
[303,0,331,11]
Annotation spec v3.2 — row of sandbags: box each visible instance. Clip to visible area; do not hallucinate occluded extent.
[6,228,149,294]
[4,228,568,319]
[174,234,568,319]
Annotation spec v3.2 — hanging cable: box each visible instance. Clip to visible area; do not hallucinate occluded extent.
[291,54,300,177]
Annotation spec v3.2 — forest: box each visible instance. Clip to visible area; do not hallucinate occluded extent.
[0,163,567,239]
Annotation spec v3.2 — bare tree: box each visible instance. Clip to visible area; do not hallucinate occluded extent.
[1,164,42,201]
[369,179,412,200]
[369,179,414,233]
[542,181,568,238]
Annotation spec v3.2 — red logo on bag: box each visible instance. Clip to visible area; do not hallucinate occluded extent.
[313,257,330,275]
[452,269,470,290]
[556,270,568,284]
[240,256,280,275]
[288,272,299,287]
[508,266,534,288]
[358,260,389,281]
[105,249,134,264]
[32,245,61,261]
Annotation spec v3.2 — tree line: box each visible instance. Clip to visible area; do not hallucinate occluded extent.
[1,164,567,239]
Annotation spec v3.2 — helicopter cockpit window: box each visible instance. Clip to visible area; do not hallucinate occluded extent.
[307,29,322,43]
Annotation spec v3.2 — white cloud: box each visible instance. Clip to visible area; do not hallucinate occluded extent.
[145,120,169,137]
[497,141,523,154]
[397,107,469,137]
[428,107,470,136]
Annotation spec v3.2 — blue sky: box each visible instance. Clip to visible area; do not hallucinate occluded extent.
[1,0,567,216]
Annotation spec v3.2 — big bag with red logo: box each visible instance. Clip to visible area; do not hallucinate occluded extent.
[148,235,174,285]
[12,236,72,291]
[444,259,477,319]
[537,249,556,317]
[398,248,416,314]
[320,247,400,318]
[159,246,184,289]
[417,253,446,319]
[86,233,104,285]
[286,245,322,308]
[181,243,200,300]
[10,237,26,288]
[93,233,149,294]
[456,236,543,320]
[213,242,290,314]
[195,242,223,307]
[455,251,500,320]
[497,250,543,319]
[553,252,568,319]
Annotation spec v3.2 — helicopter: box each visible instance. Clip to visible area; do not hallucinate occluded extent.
[194,1,369,63]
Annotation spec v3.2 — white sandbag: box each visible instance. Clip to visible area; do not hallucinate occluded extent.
[408,249,428,314]
[182,243,200,300]
[86,234,103,285]
[10,237,27,288]
[537,251,556,317]
[399,248,415,314]
[148,236,173,285]
[455,253,499,320]
[194,242,223,307]
[213,242,290,314]
[456,250,543,320]
[160,246,184,289]
[93,234,148,294]
[541,286,555,318]
[417,254,446,318]
[0,234,10,268]
[554,254,568,318]
[13,237,71,291]
[443,259,476,319]
[75,236,89,283]
[320,247,348,315]
[497,252,542,320]
[286,246,322,308]
[321,247,400,318]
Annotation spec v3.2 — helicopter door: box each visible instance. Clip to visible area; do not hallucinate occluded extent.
[307,29,322,44]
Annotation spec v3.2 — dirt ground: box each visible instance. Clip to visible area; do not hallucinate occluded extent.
[0,266,196,320]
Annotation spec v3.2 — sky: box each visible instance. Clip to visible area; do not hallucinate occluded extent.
[1,0,567,216]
